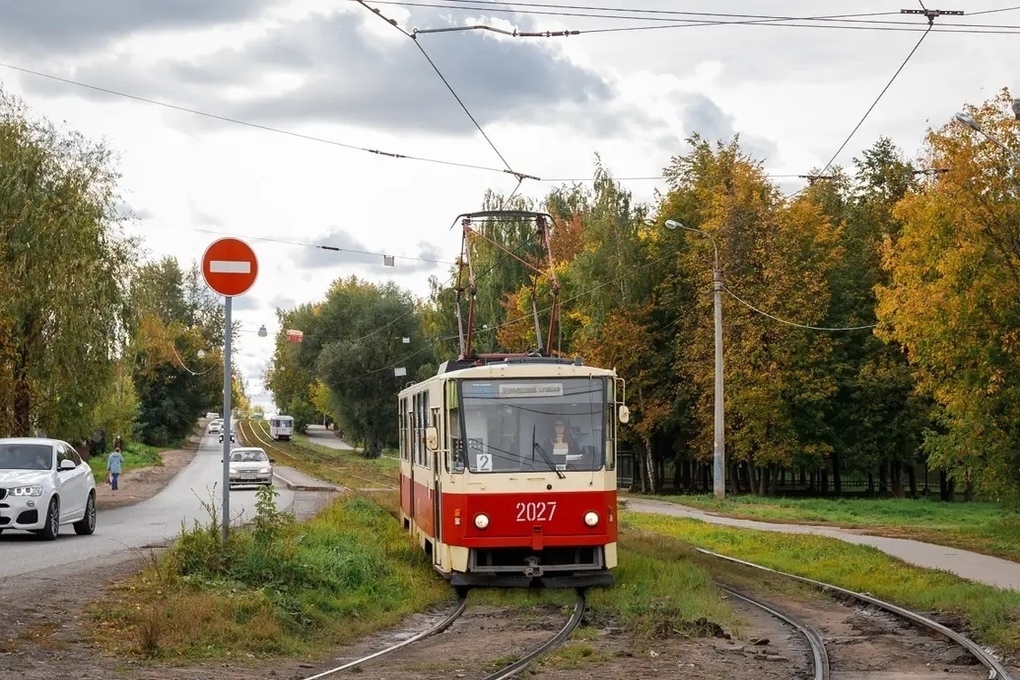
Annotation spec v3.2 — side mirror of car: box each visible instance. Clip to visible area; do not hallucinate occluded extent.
[59,459,77,471]
[269,458,276,464]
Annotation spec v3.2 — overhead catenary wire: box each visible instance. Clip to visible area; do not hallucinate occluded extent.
[377,0,1020,35]
[132,220,457,266]
[817,22,935,176]
[332,235,883,384]
[354,0,537,181]
[0,61,524,179]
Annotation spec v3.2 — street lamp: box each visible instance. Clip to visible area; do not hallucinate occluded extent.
[954,111,1020,165]
[664,219,726,500]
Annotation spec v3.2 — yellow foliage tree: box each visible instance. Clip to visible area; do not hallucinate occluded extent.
[876,89,1020,498]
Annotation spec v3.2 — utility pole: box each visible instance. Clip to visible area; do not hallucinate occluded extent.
[665,220,726,500]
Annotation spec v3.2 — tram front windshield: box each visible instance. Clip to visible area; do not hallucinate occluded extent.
[457,378,607,473]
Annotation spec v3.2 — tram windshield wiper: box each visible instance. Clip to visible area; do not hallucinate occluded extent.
[532,425,565,479]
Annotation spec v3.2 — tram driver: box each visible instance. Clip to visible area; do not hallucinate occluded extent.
[544,416,582,469]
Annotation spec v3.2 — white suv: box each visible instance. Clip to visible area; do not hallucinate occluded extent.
[0,438,97,540]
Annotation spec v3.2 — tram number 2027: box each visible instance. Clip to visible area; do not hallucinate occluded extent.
[515,501,557,522]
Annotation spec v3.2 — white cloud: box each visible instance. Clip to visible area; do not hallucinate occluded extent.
[1,0,1016,402]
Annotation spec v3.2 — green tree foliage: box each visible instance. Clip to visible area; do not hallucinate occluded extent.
[807,139,931,495]
[313,277,430,456]
[127,258,233,445]
[658,137,840,493]
[876,89,1020,500]
[264,304,320,430]
[0,89,135,439]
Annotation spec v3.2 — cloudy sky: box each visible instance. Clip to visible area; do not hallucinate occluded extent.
[0,0,1016,411]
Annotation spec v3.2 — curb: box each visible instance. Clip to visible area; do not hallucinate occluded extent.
[273,470,343,493]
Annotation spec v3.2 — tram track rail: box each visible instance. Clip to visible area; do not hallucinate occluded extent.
[237,419,397,490]
[291,589,583,680]
[717,584,829,680]
[296,595,469,680]
[701,548,1013,680]
[479,589,587,680]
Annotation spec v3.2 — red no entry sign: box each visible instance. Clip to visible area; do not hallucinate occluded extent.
[202,238,258,297]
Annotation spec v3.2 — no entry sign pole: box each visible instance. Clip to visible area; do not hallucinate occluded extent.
[222,297,232,541]
[202,237,259,542]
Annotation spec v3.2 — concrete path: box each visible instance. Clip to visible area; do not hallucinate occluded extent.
[303,424,355,451]
[625,497,1020,591]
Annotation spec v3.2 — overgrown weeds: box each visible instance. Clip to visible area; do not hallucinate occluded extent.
[90,488,451,659]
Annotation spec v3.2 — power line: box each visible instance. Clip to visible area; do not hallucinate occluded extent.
[538,173,808,183]
[0,60,523,179]
[723,286,877,332]
[131,219,457,266]
[818,22,935,175]
[377,0,1020,34]
[398,1,901,25]
[355,0,537,180]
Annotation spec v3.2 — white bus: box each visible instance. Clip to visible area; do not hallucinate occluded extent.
[269,415,294,441]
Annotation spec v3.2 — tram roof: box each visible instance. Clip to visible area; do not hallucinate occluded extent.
[399,355,616,396]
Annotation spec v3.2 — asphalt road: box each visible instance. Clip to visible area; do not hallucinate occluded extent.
[0,432,296,580]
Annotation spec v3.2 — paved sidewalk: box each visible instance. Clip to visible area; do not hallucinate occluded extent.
[625,497,1020,591]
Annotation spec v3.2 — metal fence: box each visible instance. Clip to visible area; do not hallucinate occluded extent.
[617,451,962,499]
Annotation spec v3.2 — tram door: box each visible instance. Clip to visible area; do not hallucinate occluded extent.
[431,405,443,567]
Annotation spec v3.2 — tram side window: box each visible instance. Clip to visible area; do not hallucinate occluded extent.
[399,398,408,461]
[411,393,420,467]
[605,382,615,471]
[412,391,430,468]
[448,407,465,474]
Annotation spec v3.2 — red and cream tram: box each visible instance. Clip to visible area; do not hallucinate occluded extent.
[398,354,629,588]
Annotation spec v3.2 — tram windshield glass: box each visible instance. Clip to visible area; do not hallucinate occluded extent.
[456,377,609,473]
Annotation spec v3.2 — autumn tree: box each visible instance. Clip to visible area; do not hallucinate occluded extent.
[876,89,1020,500]
[0,89,135,439]
[127,257,235,445]
[658,137,840,494]
[542,164,670,490]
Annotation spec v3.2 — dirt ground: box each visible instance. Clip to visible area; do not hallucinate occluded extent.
[2,446,1017,679]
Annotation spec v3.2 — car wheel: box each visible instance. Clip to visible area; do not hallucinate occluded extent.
[74,493,97,535]
[39,497,60,541]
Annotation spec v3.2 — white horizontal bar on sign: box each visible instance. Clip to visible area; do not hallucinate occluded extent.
[210,260,252,274]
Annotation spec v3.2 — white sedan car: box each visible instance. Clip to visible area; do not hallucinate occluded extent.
[0,437,97,540]
[227,447,275,488]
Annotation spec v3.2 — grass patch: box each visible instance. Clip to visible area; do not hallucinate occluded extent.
[239,419,398,491]
[466,530,737,642]
[88,442,166,478]
[624,510,1020,654]
[647,494,1020,562]
[89,488,451,659]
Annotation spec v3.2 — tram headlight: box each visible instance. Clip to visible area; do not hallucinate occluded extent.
[584,511,599,527]
[474,513,490,529]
